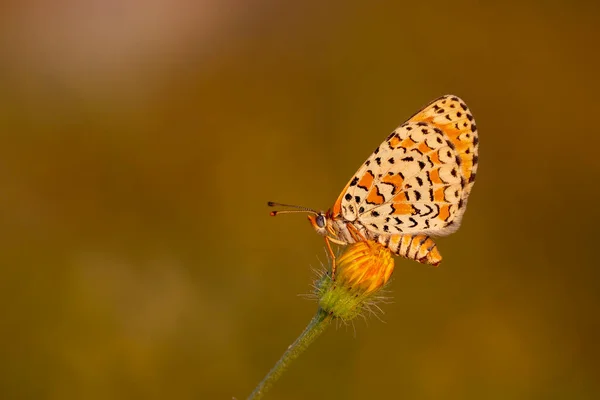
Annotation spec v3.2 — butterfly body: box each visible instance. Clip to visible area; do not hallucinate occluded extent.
[309,211,442,265]
[272,94,478,271]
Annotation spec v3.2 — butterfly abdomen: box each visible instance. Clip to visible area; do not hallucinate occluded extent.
[378,234,442,266]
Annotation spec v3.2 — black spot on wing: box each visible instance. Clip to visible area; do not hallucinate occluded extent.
[425,171,433,186]
[425,156,434,168]
[381,181,398,195]
[431,204,440,218]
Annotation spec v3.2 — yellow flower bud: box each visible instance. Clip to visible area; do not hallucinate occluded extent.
[336,240,395,294]
[316,240,395,320]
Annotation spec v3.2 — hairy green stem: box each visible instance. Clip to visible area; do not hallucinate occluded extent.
[247,308,332,400]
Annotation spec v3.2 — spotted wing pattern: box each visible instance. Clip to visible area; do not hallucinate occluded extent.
[332,95,478,239]
[408,95,479,201]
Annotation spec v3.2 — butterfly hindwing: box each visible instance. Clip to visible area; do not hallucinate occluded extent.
[333,95,478,238]
[408,94,479,199]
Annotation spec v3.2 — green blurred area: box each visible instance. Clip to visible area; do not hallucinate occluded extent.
[1,0,599,399]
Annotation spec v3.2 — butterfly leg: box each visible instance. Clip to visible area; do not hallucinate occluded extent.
[323,237,340,280]
[346,223,367,242]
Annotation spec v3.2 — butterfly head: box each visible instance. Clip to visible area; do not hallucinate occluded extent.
[306,211,334,237]
[268,201,336,237]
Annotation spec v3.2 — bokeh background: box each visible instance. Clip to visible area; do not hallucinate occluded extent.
[1,0,599,399]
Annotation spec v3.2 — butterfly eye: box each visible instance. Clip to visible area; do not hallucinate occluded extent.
[316,214,326,228]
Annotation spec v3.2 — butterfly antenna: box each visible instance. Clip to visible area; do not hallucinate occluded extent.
[267,201,318,216]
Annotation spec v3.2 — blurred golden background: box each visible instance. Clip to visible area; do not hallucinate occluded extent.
[1,0,599,398]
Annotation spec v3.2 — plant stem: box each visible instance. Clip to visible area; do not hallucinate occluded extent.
[247,308,332,400]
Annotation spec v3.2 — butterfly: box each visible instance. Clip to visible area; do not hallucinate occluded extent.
[269,95,478,277]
